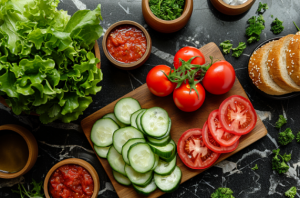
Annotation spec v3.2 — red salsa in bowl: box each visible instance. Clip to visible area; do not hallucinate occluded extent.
[106,25,147,63]
[49,164,94,198]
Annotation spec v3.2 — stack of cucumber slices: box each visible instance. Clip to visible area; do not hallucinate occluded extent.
[91,97,182,195]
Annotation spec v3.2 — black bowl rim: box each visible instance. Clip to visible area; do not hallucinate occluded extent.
[248,36,300,100]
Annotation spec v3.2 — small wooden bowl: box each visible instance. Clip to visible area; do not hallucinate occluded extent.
[44,158,100,198]
[102,21,152,70]
[0,124,38,179]
[142,0,193,33]
[210,0,255,15]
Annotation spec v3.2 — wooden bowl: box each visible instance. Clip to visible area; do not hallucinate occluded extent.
[142,0,193,33]
[44,158,100,198]
[210,0,255,15]
[0,41,101,112]
[102,20,152,70]
[0,124,38,179]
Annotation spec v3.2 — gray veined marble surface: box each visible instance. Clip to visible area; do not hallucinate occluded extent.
[1,0,300,197]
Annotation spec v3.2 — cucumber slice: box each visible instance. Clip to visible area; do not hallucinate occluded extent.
[91,118,119,147]
[148,142,174,158]
[107,146,126,176]
[125,165,153,187]
[141,107,169,138]
[94,145,110,158]
[152,154,159,170]
[113,127,144,154]
[131,109,144,129]
[160,140,177,162]
[133,179,157,196]
[113,170,131,186]
[114,98,141,125]
[128,143,155,173]
[154,118,172,140]
[147,135,171,146]
[136,109,146,132]
[103,113,127,128]
[154,166,182,193]
[122,138,146,164]
[154,156,176,176]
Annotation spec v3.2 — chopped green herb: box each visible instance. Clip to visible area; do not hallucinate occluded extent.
[257,2,268,14]
[285,186,297,198]
[271,18,284,34]
[211,187,235,198]
[293,21,300,31]
[271,15,273,18]
[232,42,246,58]
[272,149,291,174]
[149,0,185,21]
[296,131,300,142]
[251,164,258,170]
[11,179,44,198]
[278,128,294,146]
[246,15,265,43]
[275,115,287,128]
[220,40,233,54]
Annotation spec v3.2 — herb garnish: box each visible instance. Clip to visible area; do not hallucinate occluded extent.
[220,40,233,54]
[149,0,185,21]
[296,132,300,142]
[285,186,297,198]
[251,164,258,170]
[232,42,246,58]
[11,179,44,198]
[211,187,235,198]
[293,21,300,31]
[271,18,284,34]
[278,128,294,146]
[272,149,291,174]
[275,115,287,129]
[246,15,265,43]
[256,2,268,14]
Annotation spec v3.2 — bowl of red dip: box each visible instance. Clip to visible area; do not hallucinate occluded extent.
[44,158,100,198]
[102,20,152,70]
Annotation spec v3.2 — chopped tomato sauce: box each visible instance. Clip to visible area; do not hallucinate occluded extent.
[106,25,147,63]
[49,164,94,198]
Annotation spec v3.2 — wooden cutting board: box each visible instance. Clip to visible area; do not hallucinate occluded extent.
[81,42,268,198]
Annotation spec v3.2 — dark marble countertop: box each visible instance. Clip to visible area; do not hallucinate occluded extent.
[1,0,300,197]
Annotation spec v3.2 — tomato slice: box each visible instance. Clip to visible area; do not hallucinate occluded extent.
[177,128,220,169]
[208,109,240,147]
[202,121,239,153]
[218,95,257,135]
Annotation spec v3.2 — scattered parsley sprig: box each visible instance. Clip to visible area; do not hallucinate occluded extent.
[275,115,287,129]
[220,40,233,54]
[293,21,300,31]
[285,186,297,198]
[271,18,284,34]
[211,187,235,198]
[278,128,295,146]
[11,179,44,198]
[256,2,268,14]
[232,42,246,58]
[272,149,291,174]
[251,164,258,170]
[296,132,300,142]
[246,15,265,43]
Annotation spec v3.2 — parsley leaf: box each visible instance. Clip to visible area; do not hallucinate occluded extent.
[275,115,287,128]
[285,186,297,198]
[272,149,291,174]
[232,42,246,58]
[251,164,258,170]
[220,40,233,54]
[296,131,300,142]
[11,179,44,198]
[271,18,284,34]
[256,2,268,14]
[149,0,185,21]
[246,15,265,44]
[293,21,300,32]
[278,128,295,146]
[211,187,235,198]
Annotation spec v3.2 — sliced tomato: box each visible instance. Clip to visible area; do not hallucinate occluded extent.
[208,109,240,147]
[177,128,220,169]
[202,121,239,153]
[218,95,257,135]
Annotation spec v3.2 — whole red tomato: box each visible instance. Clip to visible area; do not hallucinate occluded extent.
[173,46,205,69]
[146,65,175,97]
[173,81,205,112]
[202,61,235,95]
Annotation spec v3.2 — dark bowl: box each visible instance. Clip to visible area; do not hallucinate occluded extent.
[248,37,300,100]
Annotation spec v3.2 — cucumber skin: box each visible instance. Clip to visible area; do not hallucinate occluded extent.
[148,143,174,158]
[150,118,172,140]
[136,110,146,132]
[147,136,171,146]
[103,113,127,128]
[113,171,131,186]
[91,118,119,147]
[94,145,110,158]
[159,140,177,162]
[133,183,157,196]
[154,157,177,176]
[114,98,141,125]
[133,174,153,187]
[154,167,182,193]
[107,147,126,176]
[128,143,155,173]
